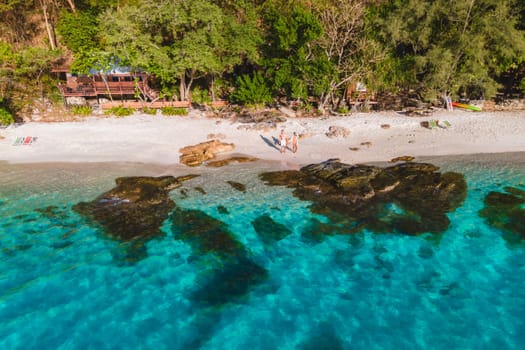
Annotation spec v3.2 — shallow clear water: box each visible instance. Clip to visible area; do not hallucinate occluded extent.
[1,154,525,349]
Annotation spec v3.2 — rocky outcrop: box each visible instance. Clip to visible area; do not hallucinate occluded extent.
[73,175,197,244]
[217,109,288,131]
[260,159,467,235]
[325,126,350,138]
[486,99,525,111]
[390,155,415,163]
[179,139,235,166]
[235,109,287,124]
[206,133,226,140]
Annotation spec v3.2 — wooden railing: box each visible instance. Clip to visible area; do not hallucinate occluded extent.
[101,101,191,109]
[100,100,228,110]
[58,81,153,98]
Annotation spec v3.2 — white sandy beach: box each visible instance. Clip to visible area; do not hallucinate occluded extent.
[1,109,524,168]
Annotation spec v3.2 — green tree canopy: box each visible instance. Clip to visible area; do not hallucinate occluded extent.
[370,0,525,101]
[57,10,100,54]
[15,46,61,97]
[100,0,261,101]
[261,2,335,108]
[0,41,16,100]
[2,0,525,111]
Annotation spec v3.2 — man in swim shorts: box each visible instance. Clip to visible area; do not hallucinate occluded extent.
[279,129,288,153]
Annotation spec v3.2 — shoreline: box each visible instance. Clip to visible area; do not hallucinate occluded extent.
[1,109,525,169]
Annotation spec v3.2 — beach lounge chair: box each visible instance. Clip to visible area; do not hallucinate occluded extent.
[22,136,34,145]
[13,136,36,145]
[436,120,452,129]
[428,120,438,129]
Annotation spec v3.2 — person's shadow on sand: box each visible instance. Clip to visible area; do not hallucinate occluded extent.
[260,134,280,152]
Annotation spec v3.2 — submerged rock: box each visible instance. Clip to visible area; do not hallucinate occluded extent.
[217,205,229,214]
[73,175,198,243]
[390,155,415,163]
[192,256,268,307]
[226,180,246,193]
[251,214,292,244]
[194,186,206,195]
[479,186,525,243]
[301,216,357,243]
[170,207,267,306]
[260,159,467,235]
[206,156,258,168]
[171,207,244,257]
[298,322,344,350]
[35,205,65,219]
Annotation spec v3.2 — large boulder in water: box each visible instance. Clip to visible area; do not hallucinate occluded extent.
[73,175,197,242]
[260,159,467,235]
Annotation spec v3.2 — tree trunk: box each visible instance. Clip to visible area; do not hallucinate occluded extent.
[133,77,146,107]
[444,0,475,92]
[101,75,113,102]
[41,0,56,50]
[180,69,195,101]
[318,92,329,114]
[183,69,195,102]
[179,74,186,101]
[65,0,76,13]
[210,75,216,101]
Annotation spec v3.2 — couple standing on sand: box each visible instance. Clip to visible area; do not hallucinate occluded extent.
[279,129,298,154]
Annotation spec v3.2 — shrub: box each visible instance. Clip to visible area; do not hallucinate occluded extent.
[336,106,350,115]
[71,105,92,116]
[210,77,230,101]
[48,92,65,104]
[0,107,14,125]
[190,86,211,105]
[161,107,188,116]
[231,71,273,107]
[105,106,135,117]
[299,102,314,113]
[142,107,157,115]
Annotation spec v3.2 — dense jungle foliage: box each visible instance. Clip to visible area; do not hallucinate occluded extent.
[1,0,525,118]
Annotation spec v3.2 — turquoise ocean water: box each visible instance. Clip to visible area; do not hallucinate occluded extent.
[1,153,524,349]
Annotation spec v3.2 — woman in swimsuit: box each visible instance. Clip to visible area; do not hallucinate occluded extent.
[291,132,298,153]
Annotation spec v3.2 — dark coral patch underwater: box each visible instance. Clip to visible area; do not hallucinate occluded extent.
[191,255,268,307]
[480,186,525,244]
[170,207,245,257]
[251,214,291,244]
[170,207,268,307]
